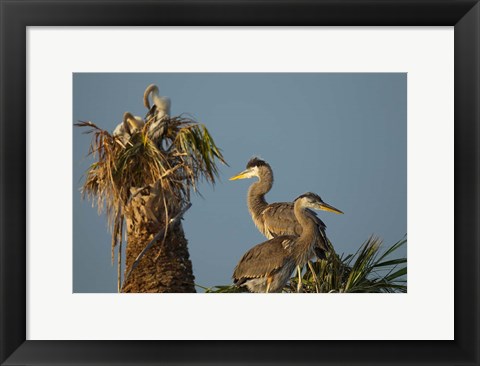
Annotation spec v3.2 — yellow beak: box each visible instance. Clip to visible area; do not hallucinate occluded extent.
[317,202,344,214]
[229,170,251,181]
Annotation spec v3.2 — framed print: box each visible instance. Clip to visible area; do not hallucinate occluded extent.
[1,0,479,365]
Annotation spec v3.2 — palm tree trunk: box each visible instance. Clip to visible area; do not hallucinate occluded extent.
[121,184,196,293]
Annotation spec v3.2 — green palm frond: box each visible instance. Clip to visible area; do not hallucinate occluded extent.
[346,236,406,293]
[293,236,407,293]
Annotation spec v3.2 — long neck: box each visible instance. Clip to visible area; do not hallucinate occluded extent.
[247,168,273,219]
[143,84,159,109]
[292,201,318,266]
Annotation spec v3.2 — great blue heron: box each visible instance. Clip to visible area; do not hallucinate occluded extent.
[113,112,145,147]
[229,157,343,291]
[233,192,343,293]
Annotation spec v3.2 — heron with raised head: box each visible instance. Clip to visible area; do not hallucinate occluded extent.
[233,192,343,293]
[143,84,171,117]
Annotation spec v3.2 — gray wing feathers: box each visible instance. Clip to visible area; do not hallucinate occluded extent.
[233,236,293,281]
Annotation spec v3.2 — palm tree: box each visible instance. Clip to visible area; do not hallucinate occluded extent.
[204,236,407,293]
[76,85,227,293]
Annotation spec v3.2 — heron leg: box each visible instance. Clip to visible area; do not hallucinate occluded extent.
[307,261,320,293]
[266,277,272,293]
[296,266,303,293]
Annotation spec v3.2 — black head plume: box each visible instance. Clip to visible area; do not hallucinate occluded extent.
[246,157,268,169]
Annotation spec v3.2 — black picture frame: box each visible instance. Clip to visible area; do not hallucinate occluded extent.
[1,1,478,365]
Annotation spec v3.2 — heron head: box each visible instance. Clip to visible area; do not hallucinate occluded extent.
[123,112,145,135]
[295,192,343,214]
[229,157,270,181]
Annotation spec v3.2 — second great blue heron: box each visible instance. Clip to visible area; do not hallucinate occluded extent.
[233,192,342,293]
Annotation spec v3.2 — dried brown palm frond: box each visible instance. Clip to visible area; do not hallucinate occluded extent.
[75,114,227,268]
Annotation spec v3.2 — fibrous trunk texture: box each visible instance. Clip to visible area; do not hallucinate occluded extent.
[121,183,196,293]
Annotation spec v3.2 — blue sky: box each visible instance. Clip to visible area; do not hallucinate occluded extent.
[73,73,406,293]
